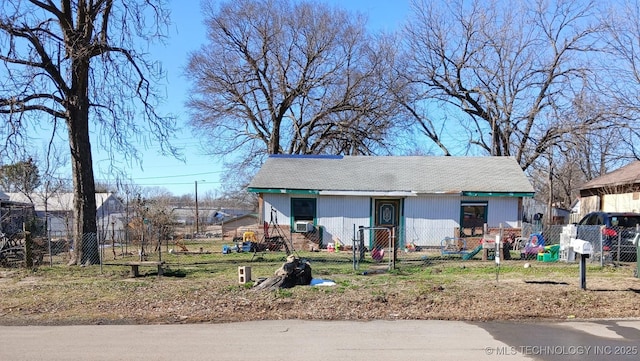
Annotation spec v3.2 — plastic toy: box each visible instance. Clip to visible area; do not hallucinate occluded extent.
[520,233,545,259]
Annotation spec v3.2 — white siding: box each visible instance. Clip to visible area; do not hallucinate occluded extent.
[602,193,640,213]
[261,193,524,248]
[263,194,371,246]
[317,196,370,246]
[262,194,291,226]
[404,195,460,246]
[404,196,522,246]
[580,195,600,215]
[476,197,521,228]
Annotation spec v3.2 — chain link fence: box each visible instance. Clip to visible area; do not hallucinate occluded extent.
[283,222,638,272]
[2,218,638,272]
[0,225,165,268]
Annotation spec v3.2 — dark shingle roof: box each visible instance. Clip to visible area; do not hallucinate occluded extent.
[249,155,534,194]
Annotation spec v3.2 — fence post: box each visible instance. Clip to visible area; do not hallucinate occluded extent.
[353,226,365,270]
[617,232,621,263]
[391,227,396,270]
[24,223,32,268]
[637,241,640,278]
[637,225,640,278]
[352,225,357,271]
[599,226,604,267]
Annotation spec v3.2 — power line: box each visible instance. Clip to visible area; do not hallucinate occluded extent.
[91,170,225,182]
[128,171,224,180]
[131,180,222,186]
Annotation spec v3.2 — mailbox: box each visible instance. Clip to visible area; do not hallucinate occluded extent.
[571,238,592,290]
[572,239,592,255]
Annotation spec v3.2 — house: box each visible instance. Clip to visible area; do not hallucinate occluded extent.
[171,207,247,228]
[0,192,36,235]
[522,198,572,225]
[248,155,535,249]
[219,213,259,238]
[2,192,126,241]
[578,160,640,216]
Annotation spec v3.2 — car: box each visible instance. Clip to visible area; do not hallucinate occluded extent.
[576,212,640,262]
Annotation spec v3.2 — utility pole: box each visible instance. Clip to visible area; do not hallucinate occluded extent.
[547,146,554,226]
[195,180,199,234]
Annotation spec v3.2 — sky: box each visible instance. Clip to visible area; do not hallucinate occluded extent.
[92,0,411,197]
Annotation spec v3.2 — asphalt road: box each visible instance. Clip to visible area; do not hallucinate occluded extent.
[0,319,638,361]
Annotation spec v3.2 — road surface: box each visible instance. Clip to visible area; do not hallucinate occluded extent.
[1,319,638,360]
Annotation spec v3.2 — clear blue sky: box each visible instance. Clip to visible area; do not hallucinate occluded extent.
[93,0,411,197]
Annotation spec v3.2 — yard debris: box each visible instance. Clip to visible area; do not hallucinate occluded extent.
[253,255,312,291]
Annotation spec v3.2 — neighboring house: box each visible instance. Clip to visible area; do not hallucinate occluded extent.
[522,198,572,225]
[3,192,126,241]
[578,161,640,216]
[171,207,246,226]
[0,191,36,235]
[248,155,535,248]
[220,213,259,237]
[171,207,200,226]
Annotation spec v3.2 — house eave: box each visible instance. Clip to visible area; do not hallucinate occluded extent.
[247,188,319,195]
[318,190,417,197]
[462,191,535,198]
[249,188,533,198]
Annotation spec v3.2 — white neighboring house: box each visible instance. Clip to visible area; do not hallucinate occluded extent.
[578,160,640,216]
[3,192,126,242]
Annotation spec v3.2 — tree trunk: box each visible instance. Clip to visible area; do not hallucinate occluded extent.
[269,119,281,155]
[67,59,98,265]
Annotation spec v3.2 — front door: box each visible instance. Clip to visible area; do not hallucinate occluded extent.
[373,199,400,249]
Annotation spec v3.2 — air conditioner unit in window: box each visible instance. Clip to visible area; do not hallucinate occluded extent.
[294,221,314,233]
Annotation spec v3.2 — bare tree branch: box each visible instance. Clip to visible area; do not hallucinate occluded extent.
[400,0,608,171]
[0,0,175,265]
[186,0,404,175]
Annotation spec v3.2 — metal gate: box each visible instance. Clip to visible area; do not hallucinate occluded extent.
[352,226,395,272]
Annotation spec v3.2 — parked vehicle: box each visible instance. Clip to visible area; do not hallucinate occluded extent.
[576,212,640,262]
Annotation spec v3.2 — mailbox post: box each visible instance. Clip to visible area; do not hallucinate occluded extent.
[572,239,592,290]
[636,229,640,278]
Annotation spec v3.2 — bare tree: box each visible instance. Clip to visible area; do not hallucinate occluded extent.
[0,1,177,265]
[600,0,640,162]
[30,145,69,261]
[186,0,404,174]
[400,0,611,171]
[537,86,638,211]
[531,89,629,211]
[528,145,587,212]
[138,187,176,251]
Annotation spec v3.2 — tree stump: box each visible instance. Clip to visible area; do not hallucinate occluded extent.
[253,256,312,291]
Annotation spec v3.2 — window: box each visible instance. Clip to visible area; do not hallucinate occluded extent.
[460,202,487,237]
[291,198,316,222]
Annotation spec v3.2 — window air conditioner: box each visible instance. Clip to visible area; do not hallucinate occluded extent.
[294,221,314,233]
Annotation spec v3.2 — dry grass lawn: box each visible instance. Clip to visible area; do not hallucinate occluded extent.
[0,250,639,326]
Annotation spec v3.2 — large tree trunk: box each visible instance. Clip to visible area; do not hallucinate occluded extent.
[67,60,98,265]
[0,1,173,268]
